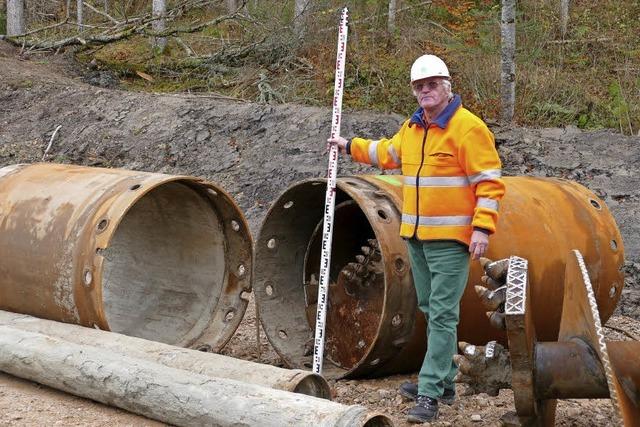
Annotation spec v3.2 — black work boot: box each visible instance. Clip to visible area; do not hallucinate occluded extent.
[399,382,456,405]
[399,382,418,400]
[407,395,439,423]
[440,387,456,405]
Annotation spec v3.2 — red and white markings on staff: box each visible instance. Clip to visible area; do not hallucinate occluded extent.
[312,7,349,375]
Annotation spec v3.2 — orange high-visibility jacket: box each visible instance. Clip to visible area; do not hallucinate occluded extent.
[348,95,505,245]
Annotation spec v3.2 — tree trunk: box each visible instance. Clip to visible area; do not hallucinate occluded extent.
[226,0,239,12]
[77,0,84,31]
[388,0,397,33]
[294,0,311,38]
[6,0,25,36]
[500,0,516,124]
[152,0,167,52]
[0,310,330,398]
[0,326,389,427]
[560,0,569,39]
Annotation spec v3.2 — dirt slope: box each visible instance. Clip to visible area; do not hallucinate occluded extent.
[1,42,640,426]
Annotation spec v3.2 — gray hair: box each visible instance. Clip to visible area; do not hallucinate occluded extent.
[442,79,453,100]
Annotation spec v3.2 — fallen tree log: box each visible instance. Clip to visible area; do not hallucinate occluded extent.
[0,325,392,427]
[0,310,330,398]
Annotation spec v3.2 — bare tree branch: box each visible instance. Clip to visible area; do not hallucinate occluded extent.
[2,7,245,50]
[42,125,62,161]
[8,18,71,37]
[83,1,120,24]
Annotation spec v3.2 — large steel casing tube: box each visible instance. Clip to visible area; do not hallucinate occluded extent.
[253,175,624,378]
[0,310,330,399]
[0,326,393,427]
[0,163,252,350]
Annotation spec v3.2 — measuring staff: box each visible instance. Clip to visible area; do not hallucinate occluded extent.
[312,7,349,376]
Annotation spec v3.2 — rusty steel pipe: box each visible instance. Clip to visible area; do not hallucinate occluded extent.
[254,176,624,378]
[607,341,640,421]
[534,340,609,399]
[530,340,640,419]
[0,163,252,350]
[455,252,640,426]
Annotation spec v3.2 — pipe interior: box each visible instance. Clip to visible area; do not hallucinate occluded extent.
[256,181,387,376]
[292,374,332,399]
[363,415,394,427]
[303,201,382,370]
[102,181,226,345]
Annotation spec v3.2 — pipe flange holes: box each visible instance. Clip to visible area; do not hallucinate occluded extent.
[196,344,212,352]
[224,308,236,323]
[265,282,274,296]
[377,209,391,223]
[589,198,602,210]
[267,238,277,249]
[96,218,109,234]
[394,257,407,275]
[391,313,403,328]
[83,268,93,287]
[609,284,619,298]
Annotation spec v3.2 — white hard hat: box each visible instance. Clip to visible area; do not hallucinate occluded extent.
[410,54,450,82]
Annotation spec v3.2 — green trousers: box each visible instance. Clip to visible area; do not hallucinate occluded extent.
[406,239,470,398]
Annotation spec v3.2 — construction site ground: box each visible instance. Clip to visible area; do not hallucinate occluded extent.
[1,41,639,426]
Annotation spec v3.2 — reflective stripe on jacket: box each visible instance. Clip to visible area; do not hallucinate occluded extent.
[348,95,505,245]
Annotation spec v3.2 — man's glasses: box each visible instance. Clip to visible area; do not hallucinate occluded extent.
[412,80,441,92]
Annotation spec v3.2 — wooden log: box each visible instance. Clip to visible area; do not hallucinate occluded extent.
[0,310,330,398]
[0,325,392,427]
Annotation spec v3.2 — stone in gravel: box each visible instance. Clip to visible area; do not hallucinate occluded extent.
[476,397,488,407]
[566,407,581,418]
[471,414,482,422]
[377,389,392,398]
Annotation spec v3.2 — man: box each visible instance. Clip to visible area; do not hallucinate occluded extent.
[328,54,505,423]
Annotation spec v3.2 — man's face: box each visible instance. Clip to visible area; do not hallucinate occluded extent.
[412,77,449,111]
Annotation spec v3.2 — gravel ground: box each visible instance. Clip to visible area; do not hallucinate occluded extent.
[1,296,636,426]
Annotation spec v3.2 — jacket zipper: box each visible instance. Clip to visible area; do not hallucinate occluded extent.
[413,126,429,238]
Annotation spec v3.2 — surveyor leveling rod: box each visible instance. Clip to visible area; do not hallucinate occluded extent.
[313,7,349,375]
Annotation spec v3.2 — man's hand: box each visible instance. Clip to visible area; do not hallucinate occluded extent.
[326,136,349,155]
[469,229,489,260]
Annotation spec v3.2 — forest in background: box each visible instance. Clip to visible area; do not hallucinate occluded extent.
[1,0,638,134]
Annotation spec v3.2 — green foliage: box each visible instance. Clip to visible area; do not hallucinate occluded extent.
[0,11,6,35]
[607,80,633,133]
[63,0,639,135]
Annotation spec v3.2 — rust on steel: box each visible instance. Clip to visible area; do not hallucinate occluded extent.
[607,341,640,424]
[253,175,624,378]
[0,163,252,350]
[498,251,640,426]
